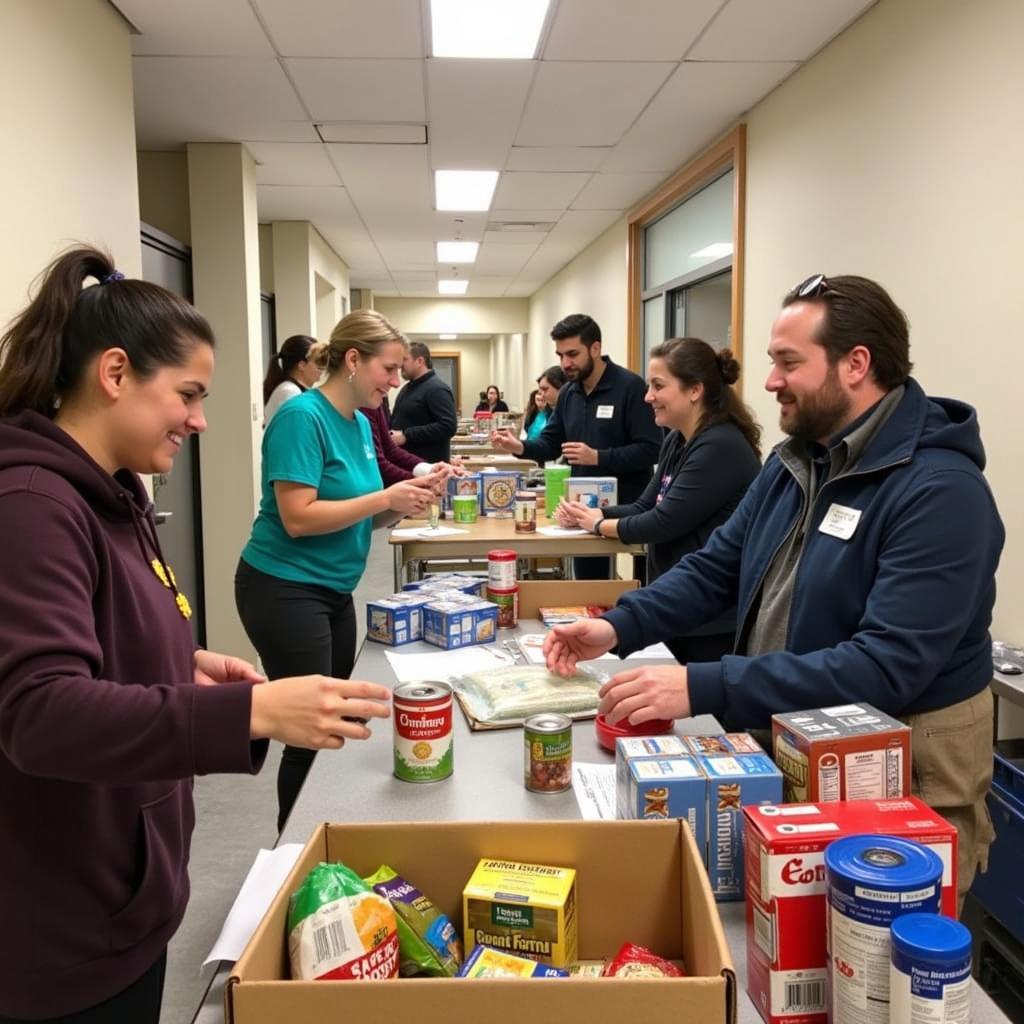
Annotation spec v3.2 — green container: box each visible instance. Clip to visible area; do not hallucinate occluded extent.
[452,494,478,523]
[543,465,571,518]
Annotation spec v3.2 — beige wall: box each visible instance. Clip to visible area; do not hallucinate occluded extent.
[374,297,528,336]
[137,151,191,245]
[0,0,140,326]
[258,224,274,293]
[742,0,1024,640]
[395,337,494,418]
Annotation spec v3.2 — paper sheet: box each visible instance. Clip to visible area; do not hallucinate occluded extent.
[202,844,304,966]
[572,763,617,821]
[517,634,674,665]
[384,645,515,683]
[390,525,469,538]
[536,525,588,536]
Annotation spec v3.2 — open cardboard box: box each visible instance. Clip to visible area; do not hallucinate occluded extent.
[227,819,736,1024]
[516,579,638,618]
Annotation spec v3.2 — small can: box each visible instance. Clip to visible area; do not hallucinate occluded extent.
[452,493,478,523]
[514,490,537,533]
[393,681,454,783]
[524,713,573,793]
[890,913,972,1024]
[487,584,519,628]
[487,548,517,589]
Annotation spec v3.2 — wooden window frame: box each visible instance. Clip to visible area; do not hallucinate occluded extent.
[627,124,746,372]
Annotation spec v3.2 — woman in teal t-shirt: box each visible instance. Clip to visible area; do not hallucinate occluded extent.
[235,310,443,830]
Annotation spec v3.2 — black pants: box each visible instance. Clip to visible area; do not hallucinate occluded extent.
[572,555,612,580]
[0,953,166,1024]
[235,559,356,833]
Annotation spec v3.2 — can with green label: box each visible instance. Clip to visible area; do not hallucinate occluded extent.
[452,493,478,523]
[524,713,573,793]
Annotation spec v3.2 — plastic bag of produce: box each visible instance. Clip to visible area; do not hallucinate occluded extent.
[287,862,399,981]
[364,865,463,977]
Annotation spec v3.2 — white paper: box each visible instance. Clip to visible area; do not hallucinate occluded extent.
[390,525,469,538]
[384,645,515,683]
[597,642,674,661]
[514,634,673,665]
[536,525,588,536]
[572,763,617,820]
[203,844,305,966]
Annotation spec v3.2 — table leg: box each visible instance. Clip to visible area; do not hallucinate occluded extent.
[393,542,404,591]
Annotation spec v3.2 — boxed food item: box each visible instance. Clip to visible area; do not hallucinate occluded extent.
[445,473,482,516]
[226,820,735,1024]
[622,757,707,856]
[422,599,498,649]
[743,797,957,1024]
[403,573,486,598]
[365,593,432,646]
[772,703,911,803]
[694,753,782,902]
[462,858,577,967]
[457,945,568,978]
[480,470,520,518]
[614,735,689,817]
[683,733,765,756]
[565,476,618,508]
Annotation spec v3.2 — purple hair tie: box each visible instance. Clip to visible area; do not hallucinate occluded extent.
[101,270,125,284]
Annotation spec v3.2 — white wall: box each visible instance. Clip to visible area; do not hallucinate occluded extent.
[374,297,528,336]
[742,0,1024,641]
[1,0,140,325]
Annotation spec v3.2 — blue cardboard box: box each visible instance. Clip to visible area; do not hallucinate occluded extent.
[365,593,432,646]
[682,733,765,756]
[614,736,689,818]
[623,756,706,854]
[423,598,498,649]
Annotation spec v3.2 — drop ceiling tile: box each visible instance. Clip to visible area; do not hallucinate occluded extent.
[505,147,612,172]
[492,172,592,211]
[391,272,439,285]
[254,0,424,58]
[133,57,315,147]
[571,173,664,210]
[482,230,550,247]
[544,0,722,60]
[326,144,431,214]
[285,58,426,121]
[505,279,544,297]
[474,243,540,275]
[516,62,676,147]
[688,0,875,61]
[120,0,274,56]
[544,209,623,245]
[377,241,436,268]
[247,142,340,186]
[468,277,514,296]
[489,209,564,224]
[428,59,535,169]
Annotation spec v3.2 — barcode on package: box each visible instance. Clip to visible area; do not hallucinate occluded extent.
[313,920,349,964]
[886,747,903,796]
[753,902,775,960]
[783,979,826,1014]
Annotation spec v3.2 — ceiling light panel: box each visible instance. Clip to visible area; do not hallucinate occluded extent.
[437,241,480,262]
[435,170,499,211]
[438,279,470,295]
[431,0,550,59]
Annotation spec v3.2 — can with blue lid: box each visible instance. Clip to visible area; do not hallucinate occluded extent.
[890,913,971,1024]
[825,834,943,1024]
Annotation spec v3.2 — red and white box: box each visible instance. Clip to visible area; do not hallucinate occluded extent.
[743,797,957,1024]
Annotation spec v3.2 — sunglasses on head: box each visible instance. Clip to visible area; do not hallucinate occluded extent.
[793,273,831,298]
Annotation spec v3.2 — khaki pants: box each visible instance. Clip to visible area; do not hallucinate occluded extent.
[900,686,995,909]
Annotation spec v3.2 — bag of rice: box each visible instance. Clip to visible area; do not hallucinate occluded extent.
[287,862,399,981]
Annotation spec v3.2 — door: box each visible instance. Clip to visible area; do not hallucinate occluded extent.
[140,224,207,646]
[431,353,461,413]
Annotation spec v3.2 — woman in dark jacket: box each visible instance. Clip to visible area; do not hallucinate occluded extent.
[557,338,761,663]
[474,384,509,414]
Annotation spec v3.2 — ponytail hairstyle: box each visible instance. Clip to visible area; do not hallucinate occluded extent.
[262,333,318,405]
[0,245,214,419]
[316,309,407,376]
[649,337,762,458]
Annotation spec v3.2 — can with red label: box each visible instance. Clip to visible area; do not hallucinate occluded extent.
[393,681,453,783]
[487,584,519,628]
[487,548,517,589]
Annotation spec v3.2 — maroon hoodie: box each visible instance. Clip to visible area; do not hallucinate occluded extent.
[0,412,267,1018]
[360,399,423,485]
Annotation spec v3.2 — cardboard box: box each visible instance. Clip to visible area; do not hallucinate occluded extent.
[565,476,618,508]
[227,820,737,1024]
[423,599,498,649]
[743,797,957,1024]
[771,703,911,803]
[516,579,638,619]
[614,735,690,817]
[623,757,707,856]
[479,470,520,517]
[365,593,431,646]
[684,733,765,756]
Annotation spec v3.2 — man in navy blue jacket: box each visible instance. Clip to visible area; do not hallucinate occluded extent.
[545,275,1004,896]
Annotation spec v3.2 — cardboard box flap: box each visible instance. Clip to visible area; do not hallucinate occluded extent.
[517,579,638,619]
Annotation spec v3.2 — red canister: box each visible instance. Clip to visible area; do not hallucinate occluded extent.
[487,548,517,590]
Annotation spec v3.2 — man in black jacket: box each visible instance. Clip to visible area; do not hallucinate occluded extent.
[390,341,457,465]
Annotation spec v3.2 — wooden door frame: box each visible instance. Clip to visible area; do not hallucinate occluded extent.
[431,350,461,412]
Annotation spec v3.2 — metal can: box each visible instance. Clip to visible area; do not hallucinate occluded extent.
[514,490,537,533]
[487,584,519,628]
[890,913,972,1024]
[487,548,517,589]
[524,713,573,793]
[393,681,454,783]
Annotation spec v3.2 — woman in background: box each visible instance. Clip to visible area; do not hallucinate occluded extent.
[557,338,761,664]
[474,384,509,414]
[263,333,323,424]
[522,365,567,440]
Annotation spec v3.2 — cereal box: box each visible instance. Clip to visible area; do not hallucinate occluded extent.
[422,599,498,649]
[480,470,520,517]
[445,473,482,516]
[622,757,706,854]
[683,733,765,756]
[614,736,689,818]
[565,476,618,509]
[462,859,577,968]
[403,574,486,598]
[365,593,431,646]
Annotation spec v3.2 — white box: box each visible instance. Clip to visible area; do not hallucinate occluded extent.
[565,476,617,509]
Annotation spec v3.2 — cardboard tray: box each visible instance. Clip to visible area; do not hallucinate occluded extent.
[227,819,736,1024]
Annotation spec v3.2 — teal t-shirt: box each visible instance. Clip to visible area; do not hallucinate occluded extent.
[241,389,383,592]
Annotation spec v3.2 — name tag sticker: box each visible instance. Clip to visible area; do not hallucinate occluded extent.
[596,405,614,419]
[819,503,862,540]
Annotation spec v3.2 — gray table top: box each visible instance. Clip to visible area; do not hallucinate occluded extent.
[194,625,1010,1023]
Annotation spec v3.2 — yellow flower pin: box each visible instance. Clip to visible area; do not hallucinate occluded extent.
[151,559,191,620]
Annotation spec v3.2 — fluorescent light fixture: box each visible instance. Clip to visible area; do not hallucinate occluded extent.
[440,333,458,340]
[690,242,734,260]
[438,280,469,295]
[431,0,549,59]
[437,241,479,263]
[435,170,498,212]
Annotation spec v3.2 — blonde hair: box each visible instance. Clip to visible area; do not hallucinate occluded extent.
[314,309,407,376]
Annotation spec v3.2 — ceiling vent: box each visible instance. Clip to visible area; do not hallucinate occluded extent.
[486,220,555,233]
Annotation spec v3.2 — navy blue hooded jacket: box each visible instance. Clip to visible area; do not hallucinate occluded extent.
[603,379,1004,728]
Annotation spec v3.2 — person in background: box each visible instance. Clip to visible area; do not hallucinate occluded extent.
[390,340,457,464]
[362,390,462,485]
[262,333,323,425]
[545,274,1004,901]
[475,384,509,414]
[236,311,443,832]
[0,247,390,1024]
[522,365,567,440]
[556,338,761,663]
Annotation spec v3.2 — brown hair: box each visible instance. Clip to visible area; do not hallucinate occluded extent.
[0,245,214,419]
[649,337,761,457]
[263,333,318,404]
[315,310,407,376]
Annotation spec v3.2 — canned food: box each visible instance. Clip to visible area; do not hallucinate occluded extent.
[452,493,478,523]
[524,713,573,793]
[487,584,519,628]
[393,681,454,783]
[487,549,517,589]
[514,491,537,533]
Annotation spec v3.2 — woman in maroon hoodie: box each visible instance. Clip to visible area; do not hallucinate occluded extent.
[0,247,391,1024]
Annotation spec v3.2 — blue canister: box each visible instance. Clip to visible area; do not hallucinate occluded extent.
[890,913,971,1024]
[825,835,943,1024]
